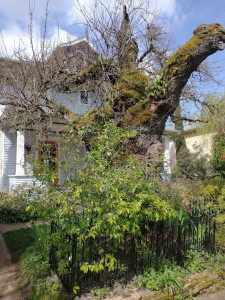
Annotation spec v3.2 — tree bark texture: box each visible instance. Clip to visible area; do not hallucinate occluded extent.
[118,24,225,161]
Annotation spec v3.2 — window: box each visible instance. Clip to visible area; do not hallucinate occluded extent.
[80,92,88,104]
[24,144,32,158]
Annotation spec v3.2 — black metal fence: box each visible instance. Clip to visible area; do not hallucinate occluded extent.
[49,204,216,298]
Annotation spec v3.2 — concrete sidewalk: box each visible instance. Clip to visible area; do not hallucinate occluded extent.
[0,221,35,234]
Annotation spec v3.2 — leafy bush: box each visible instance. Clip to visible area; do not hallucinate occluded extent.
[3,223,65,298]
[0,185,37,223]
[174,144,210,180]
[201,177,225,201]
[22,246,66,299]
[91,286,111,300]
[26,121,180,280]
[201,177,225,246]
[211,131,225,177]
[138,257,185,292]
[20,224,67,299]
[184,247,207,274]
[22,247,50,280]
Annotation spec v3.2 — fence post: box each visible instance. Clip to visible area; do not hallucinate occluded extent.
[49,221,54,270]
[212,220,216,254]
[68,233,77,299]
[177,220,182,265]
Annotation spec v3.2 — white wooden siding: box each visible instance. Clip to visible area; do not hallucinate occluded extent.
[3,128,17,190]
[0,128,4,190]
[8,175,38,189]
[50,90,102,116]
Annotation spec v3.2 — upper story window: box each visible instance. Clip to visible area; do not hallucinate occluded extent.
[80,92,89,104]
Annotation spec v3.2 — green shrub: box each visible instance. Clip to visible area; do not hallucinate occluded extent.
[184,247,207,274]
[22,247,50,280]
[26,121,180,280]
[20,224,67,299]
[211,131,225,177]
[0,186,37,223]
[31,274,67,300]
[22,246,66,299]
[201,177,225,247]
[174,144,210,180]
[138,257,185,292]
[4,223,65,299]
[201,177,225,201]
[91,286,111,300]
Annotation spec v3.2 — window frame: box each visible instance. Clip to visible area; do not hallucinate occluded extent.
[80,91,89,105]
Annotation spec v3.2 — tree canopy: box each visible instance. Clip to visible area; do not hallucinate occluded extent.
[0,1,225,162]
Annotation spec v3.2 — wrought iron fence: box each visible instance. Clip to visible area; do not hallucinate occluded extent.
[49,204,216,298]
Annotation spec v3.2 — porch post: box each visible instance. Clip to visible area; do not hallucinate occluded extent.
[0,127,4,191]
[15,131,25,175]
[163,135,172,176]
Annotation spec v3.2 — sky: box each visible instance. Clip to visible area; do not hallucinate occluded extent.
[0,0,225,94]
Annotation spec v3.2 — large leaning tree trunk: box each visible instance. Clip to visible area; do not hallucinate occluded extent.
[75,21,225,163]
[133,23,225,162]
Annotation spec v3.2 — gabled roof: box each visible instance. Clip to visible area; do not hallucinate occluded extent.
[59,37,98,53]
[165,121,199,133]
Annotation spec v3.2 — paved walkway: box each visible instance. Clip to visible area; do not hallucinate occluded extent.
[0,222,31,300]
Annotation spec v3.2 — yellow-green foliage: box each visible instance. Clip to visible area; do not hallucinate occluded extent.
[146,75,168,100]
[57,105,79,123]
[79,102,115,141]
[114,67,148,109]
[201,177,225,202]
[164,24,224,77]
[75,65,95,81]
[80,102,114,125]
[124,102,155,127]
[147,23,225,101]
[169,179,202,207]
[201,178,225,230]
[74,58,113,84]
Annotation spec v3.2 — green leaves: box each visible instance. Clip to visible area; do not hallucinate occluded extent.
[24,120,179,282]
[80,254,116,274]
[138,257,185,292]
[211,131,225,177]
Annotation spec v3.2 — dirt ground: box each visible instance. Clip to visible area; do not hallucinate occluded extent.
[0,223,32,300]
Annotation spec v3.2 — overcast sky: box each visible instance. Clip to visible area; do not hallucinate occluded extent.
[0,0,225,93]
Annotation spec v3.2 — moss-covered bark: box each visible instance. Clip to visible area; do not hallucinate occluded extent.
[122,23,225,161]
[76,23,225,162]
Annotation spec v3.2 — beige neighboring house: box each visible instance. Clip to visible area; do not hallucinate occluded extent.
[164,122,215,169]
